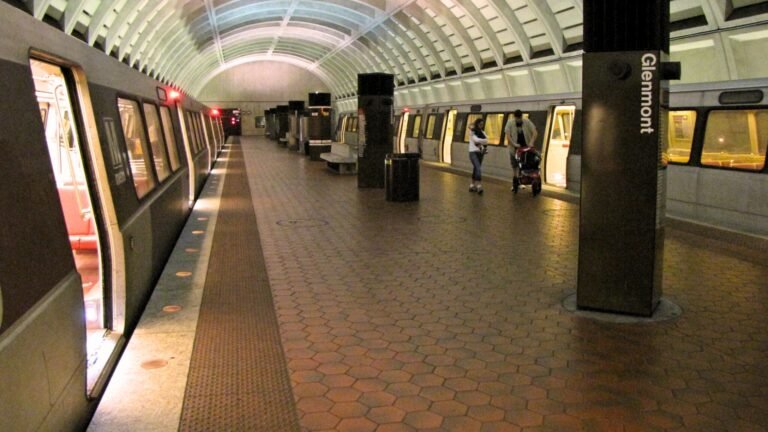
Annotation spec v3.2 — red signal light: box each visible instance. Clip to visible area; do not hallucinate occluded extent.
[169,90,181,100]
[211,108,220,117]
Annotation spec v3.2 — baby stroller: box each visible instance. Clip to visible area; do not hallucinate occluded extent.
[512,146,542,196]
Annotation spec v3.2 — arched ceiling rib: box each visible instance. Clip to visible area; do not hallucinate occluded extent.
[20,0,768,98]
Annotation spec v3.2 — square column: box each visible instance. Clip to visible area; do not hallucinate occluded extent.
[578,0,676,316]
[357,73,394,189]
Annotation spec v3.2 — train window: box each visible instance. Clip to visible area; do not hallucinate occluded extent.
[425,113,445,140]
[117,98,156,198]
[142,103,171,182]
[350,117,358,132]
[701,109,767,171]
[463,113,484,142]
[160,106,181,171]
[411,115,422,138]
[195,113,208,151]
[668,110,696,164]
[425,115,436,139]
[550,111,574,142]
[453,113,468,142]
[484,113,505,145]
[185,112,200,153]
[193,113,206,152]
[204,115,216,151]
[193,113,204,152]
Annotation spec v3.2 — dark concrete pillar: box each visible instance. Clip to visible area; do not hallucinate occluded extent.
[578,0,679,316]
[276,105,290,145]
[357,73,394,189]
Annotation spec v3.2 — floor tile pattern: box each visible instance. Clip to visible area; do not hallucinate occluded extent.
[240,137,768,431]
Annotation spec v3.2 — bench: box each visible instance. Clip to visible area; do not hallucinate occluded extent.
[320,143,357,174]
[308,142,332,161]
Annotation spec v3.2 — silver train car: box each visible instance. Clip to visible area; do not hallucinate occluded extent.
[0,5,223,430]
[389,81,768,236]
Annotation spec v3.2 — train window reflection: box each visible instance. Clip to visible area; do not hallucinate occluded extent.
[142,103,171,182]
[411,115,422,138]
[702,109,767,171]
[160,106,180,171]
[668,110,696,164]
[118,98,156,198]
[463,114,483,142]
[484,113,505,145]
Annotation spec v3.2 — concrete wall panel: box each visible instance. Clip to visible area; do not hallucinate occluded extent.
[198,62,330,136]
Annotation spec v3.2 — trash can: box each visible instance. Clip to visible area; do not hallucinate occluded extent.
[385,153,420,202]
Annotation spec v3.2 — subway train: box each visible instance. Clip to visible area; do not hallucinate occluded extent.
[335,79,768,236]
[0,7,223,431]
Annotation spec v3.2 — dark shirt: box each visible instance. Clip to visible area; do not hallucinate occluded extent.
[517,129,526,147]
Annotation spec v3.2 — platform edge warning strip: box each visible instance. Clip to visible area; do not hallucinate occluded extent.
[178,144,300,432]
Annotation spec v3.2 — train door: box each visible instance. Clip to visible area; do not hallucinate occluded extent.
[30,58,120,393]
[177,107,197,204]
[440,109,457,163]
[543,105,575,187]
[397,111,410,153]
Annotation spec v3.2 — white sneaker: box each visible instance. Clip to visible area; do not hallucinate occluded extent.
[469,185,476,192]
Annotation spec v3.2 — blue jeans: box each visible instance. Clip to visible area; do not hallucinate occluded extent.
[469,151,483,181]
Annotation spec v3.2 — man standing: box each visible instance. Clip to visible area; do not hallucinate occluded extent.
[504,109,538,182]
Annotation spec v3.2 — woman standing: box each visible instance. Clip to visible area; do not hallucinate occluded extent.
[468,118,488,194]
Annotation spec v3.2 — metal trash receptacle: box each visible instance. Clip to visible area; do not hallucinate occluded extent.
[385,153,420,202]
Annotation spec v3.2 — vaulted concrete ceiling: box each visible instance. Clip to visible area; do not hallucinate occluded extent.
[18,0,768,98]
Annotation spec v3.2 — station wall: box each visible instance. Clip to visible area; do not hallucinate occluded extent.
[197,61,330,135]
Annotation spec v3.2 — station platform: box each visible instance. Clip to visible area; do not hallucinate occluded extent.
[89,136,768,432]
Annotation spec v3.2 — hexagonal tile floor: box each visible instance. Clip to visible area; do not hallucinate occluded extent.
[237,137,768,431]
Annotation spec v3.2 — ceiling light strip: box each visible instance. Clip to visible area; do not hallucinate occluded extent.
[269,0,300,56]
[204,0,225,66]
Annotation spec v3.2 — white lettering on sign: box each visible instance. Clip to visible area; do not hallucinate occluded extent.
[640,53,656,135]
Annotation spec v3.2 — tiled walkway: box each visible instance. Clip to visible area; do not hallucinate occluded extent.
[237,137,768,431]
[90,136,768,431]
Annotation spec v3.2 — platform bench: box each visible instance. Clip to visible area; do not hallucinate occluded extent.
[320,143,357,174]
[308,143,332,161]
